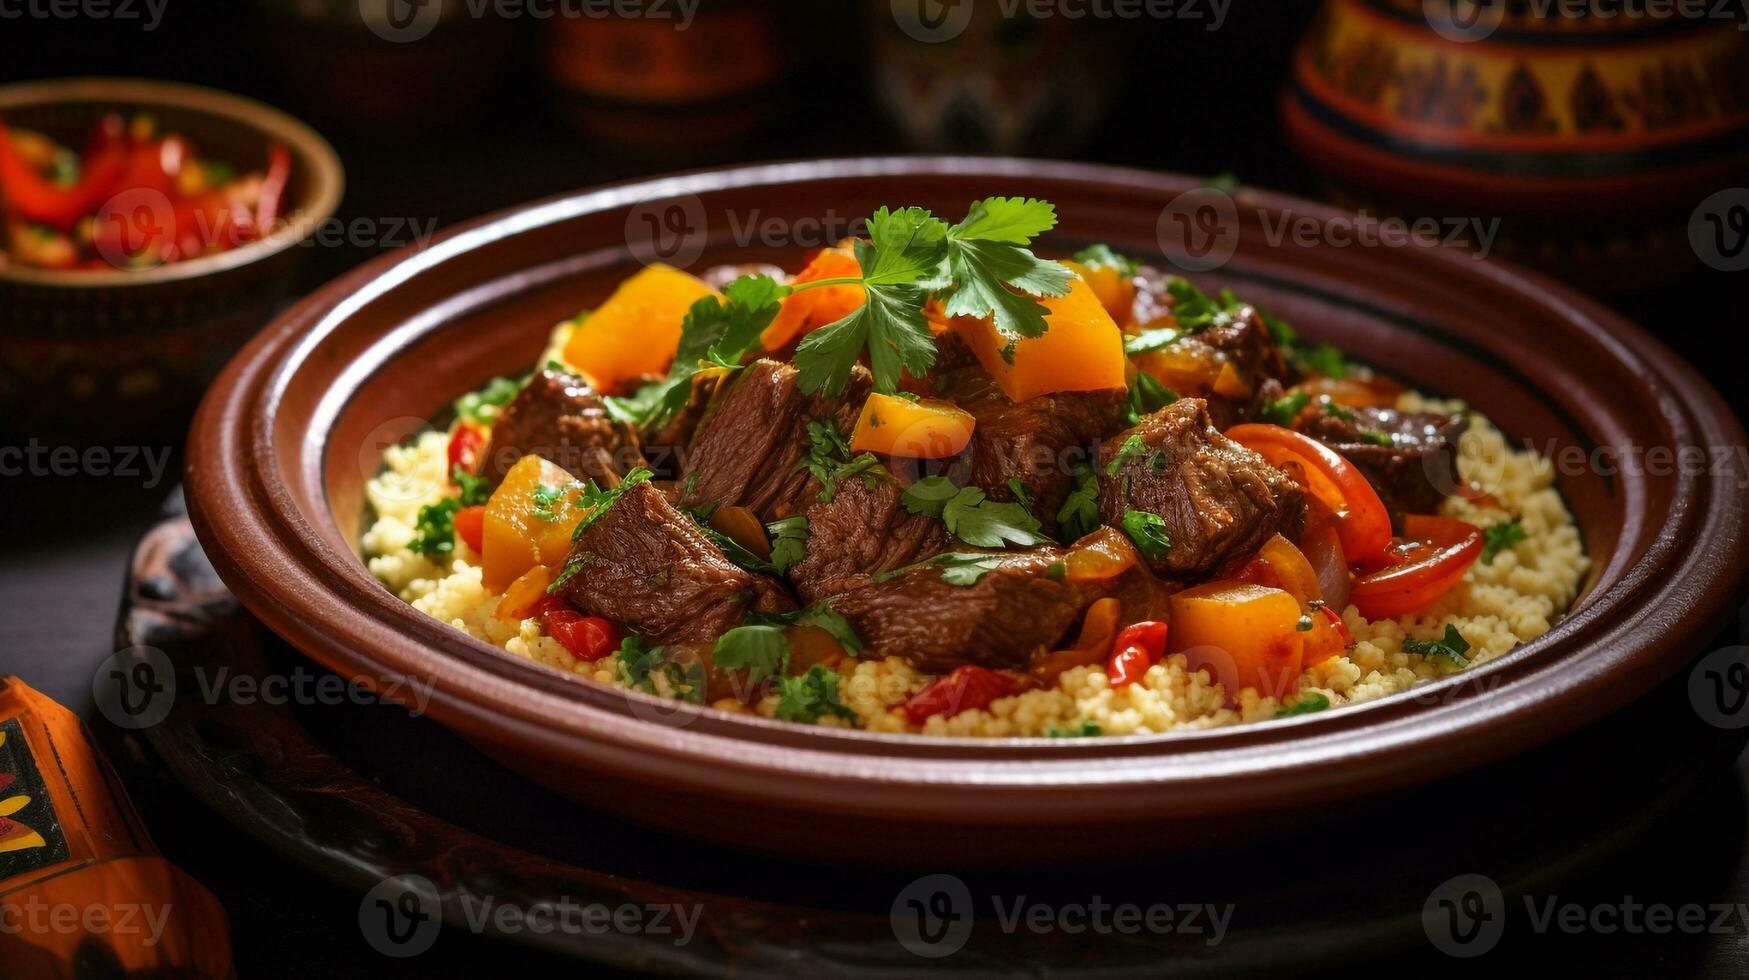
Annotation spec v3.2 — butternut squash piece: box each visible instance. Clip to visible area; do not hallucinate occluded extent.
[482,455,584,592]
[850,393,976,458]
[1169,582,1305,699]
[1062,259,1137,325]
[952,276,1127,402]
[561,263,717,392]
[495,564,553,621]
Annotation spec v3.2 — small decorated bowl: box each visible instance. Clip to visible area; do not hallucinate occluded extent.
[1282,0,1749,292]
[0,78,344,445]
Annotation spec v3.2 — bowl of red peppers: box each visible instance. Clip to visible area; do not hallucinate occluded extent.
[0,77,343,443]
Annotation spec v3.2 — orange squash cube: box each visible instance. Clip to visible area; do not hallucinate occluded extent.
[482,455,584,593]
[951,276,1127,402]
[1169,582,1306,699]
[561,264,717,392]
[850,393,976,459]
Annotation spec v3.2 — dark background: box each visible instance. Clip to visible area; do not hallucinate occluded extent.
[2,1,1747,976]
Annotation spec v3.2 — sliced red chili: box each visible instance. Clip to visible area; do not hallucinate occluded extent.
[904,665,1016,724]
[0,112,129,229]
[1106,620,1168,687]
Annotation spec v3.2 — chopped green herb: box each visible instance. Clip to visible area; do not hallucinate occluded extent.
[201,160,237,186]
[408,498,460,559]
[767,516,810,575]
[1106,435,1147,477]
[1121,509,1172,561]
[687,508,775,573]
[1296,614,1315,632]
[454,376,523,425]
[877,552,1009,588]
[531,481,580,522]
[1261,310,1298,347]
[1481,518,1528,564]
[1259,390,1311,426]
[1403,625,1472,667]
[1057,462,1101,541]
[1293,343,1349,379]
[712,625,790,686]
[1072,244,1139,276]
[1320,397,1354,421]
[796,419,880,503]
[1123,325,1184,356]
[1045,720,1104,738]
[902,477,1047,548]
[1005,477,1036,515]
[567,467,654,541]
[793,602,865,656]
[1357,430,1394,447]
[775,664,857,724]
[453,465,493,507]
[1275,693,1330,718]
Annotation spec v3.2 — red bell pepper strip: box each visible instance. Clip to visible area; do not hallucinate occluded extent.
[1350,515,1481,620]
[1107,620,1168,688]
[252,143,292,237]
[0,113,129,230]
[1225,424,1394,566]
[904,665,1017,724]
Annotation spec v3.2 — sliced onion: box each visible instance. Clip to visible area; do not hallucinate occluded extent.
[1301,520,1351,613]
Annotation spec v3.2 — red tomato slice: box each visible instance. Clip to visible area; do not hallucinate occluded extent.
[1350,515,1481,620]
[536,598,620,661]
[1226,424,1393,566]
[904,665,1016,724]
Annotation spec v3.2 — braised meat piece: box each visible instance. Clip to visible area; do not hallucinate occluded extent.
[826,548,1166,674]
[931,334,1128,532]
[1298,406,1468,519]
[678,359,871,521]
[786,472,951,603]
[1099,398,1303,580]
[558,480,794,647]
[639,371,722,478]
[479,369,646,486]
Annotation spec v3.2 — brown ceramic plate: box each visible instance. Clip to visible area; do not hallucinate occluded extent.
[185,158,1749,864]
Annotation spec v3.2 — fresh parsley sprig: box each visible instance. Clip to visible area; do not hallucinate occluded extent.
[901,476,1048,549]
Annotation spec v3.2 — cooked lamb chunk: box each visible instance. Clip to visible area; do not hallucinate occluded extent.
[558,480,794,647]
[677,359,871,521]
[1098,398,1303,580]
[786,472,951,604]
[1297,406,1468,519]
[478,369,646,486]
[825,547,1166,674]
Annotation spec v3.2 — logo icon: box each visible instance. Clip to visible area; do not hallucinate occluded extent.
[359,874,442,957]
[1690,646,1749,729]
[891,873,973,958]
[1423,873,1505,957]
[624,194,709,269]
[92,646,176,731]
[1423,0,1505,44]
[363,0,444,43]
[1156,188,1239,273]
[891,0,974,44]
[1691,188,1749,273]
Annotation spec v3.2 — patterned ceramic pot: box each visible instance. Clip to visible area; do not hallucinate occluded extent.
[1283,0,1749,291]
[0,79,344,445]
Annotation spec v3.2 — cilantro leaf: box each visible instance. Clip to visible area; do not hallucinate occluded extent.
[1123,325,1184,356]
[606,278,783,426]
[796,420,881,503]
[454,375,523,425]
[774,664,857,724]
[1106,435,1146,476]
[1123,372,1177,427]
[1293,343,1349,379]
[687,508,775,573]
[1481,518,1528,564]
[874,551,1009,587]
[568,467,653,541]
[903,477,1047,548]
[712,624,790,686]
[767,516,809,575]
[1072,243,1138,276]
[1121,509,1172,560]
[1403,625,1472,667]
[1057,462,1101,541]
[792,602,864,656]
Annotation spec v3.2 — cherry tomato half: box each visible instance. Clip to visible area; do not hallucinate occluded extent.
[1106,620,1168,688]
[1349,515,1481,620]
[1226,424,1392,566]
[535,597,620,661]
